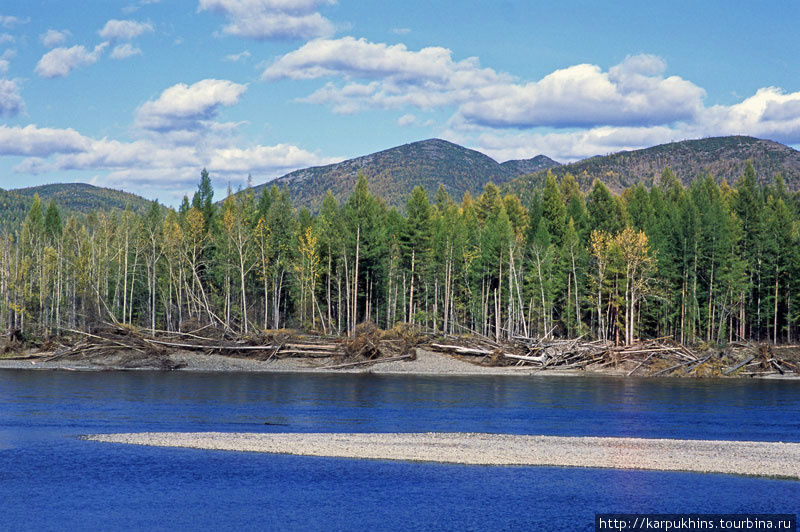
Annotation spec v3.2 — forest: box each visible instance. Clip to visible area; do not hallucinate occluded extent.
[2,163,799,347]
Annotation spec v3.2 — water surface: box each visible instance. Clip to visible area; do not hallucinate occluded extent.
[1,371,798,531]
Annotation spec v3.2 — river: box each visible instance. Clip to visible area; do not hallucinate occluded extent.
[1,370,798,530]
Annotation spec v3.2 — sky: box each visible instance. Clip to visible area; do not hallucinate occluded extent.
[0,0,799,206]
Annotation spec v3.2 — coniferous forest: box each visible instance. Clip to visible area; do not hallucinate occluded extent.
[3,163,799,347]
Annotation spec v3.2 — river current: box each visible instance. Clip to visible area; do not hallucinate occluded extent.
[0,371,798,530]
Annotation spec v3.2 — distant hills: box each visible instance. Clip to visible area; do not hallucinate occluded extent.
[504,136,800,203]
[3,135,798,233]
[0,183,154,233]
[249,138,560,211]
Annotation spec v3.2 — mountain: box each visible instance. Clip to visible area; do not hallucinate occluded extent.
[0,183,155,233]
[250,138,560,211]
[500,155,562,176]
[505,136,800,203]
[13,183,155,214]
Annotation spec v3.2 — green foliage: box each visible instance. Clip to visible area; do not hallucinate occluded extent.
[4,158,800,346]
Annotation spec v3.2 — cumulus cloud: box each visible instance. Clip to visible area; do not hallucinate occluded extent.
[110,43,142,59]
[266,43,705,127]
[0,33,14,44]
[698,87,800,144]
[268,37,800,151]
[0,79,23,116]
[198,0,335,40]
[0,124,90,156]
[208,144,340,172]
[40,29,71,47]
[35,43,108,78]
[263,37,508,113]
[98,19,154,40]
[135,78,248,131]
[458,55,705,128]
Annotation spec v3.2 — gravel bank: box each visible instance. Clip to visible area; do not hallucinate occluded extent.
[0,349,559,376]
[85,432,800,479]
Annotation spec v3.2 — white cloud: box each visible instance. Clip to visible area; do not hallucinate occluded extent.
[135,78,248,131]
[458,55,705,128]
[224,50,251,62]
[98,19,154,40]
[0,79,23,116]
[0,15,28,29]
[0,125,90,156]
[198,0,335,40]
[457,126,681,163]
[269,38,800,147]
[208,144,340,172]
[123,0,162,15]
[391,28,410,35]
[110,43,142,59]
[0,49,15,72]
[40,29,71,47]
[698,87,800,144]
[0,33,14,44]
[267,44,705,128]
[263,36,504,84]
[397,113,416,126]
[35,43,108,78]
[263,36,508,113]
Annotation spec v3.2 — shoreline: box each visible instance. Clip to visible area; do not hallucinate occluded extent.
[1,348,798,379]
[84,432,800,480]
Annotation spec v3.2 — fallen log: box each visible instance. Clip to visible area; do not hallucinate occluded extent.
[503,353,546,364]
[143,338,278,351]
[326,354,413,370]
[723,355,756,375]
[429,343,492,356]
[650,358,696,377]
[626,353,656,376]
[682,354,714,375]
[283,343,338,350]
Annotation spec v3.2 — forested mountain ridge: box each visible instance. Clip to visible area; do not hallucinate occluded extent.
[0,183,155,232]
[248,138,560,211]
[505,136,800,203]
[14,183,155,214]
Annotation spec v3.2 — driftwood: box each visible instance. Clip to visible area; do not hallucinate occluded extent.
[326,353,413,370]
[503,353,547,364]
[723,355,756,375]
[429,343,493,356]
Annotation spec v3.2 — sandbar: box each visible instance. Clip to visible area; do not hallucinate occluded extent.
[84,432,800,479]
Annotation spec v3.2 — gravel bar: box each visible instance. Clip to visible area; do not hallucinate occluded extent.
[84,432,800,479]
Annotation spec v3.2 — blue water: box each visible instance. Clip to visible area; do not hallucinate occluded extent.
[0,371,798,531]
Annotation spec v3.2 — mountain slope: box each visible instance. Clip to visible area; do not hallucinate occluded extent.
[251,139,559,210]
[1,183,155,233]
[505,136,800,202]
[13,183,155,214]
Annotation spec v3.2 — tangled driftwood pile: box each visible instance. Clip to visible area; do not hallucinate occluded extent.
[427,334,800,378]
[25,321,430,371]
[6,320,799,377]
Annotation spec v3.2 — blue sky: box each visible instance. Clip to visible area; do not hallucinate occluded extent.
[0,0,799,205]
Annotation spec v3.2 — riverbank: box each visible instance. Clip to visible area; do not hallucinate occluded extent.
[0,348,586,376]
[2,347,798,378]
[84,432,800,479]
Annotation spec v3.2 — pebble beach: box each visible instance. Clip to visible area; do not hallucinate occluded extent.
[84,432,800,479]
